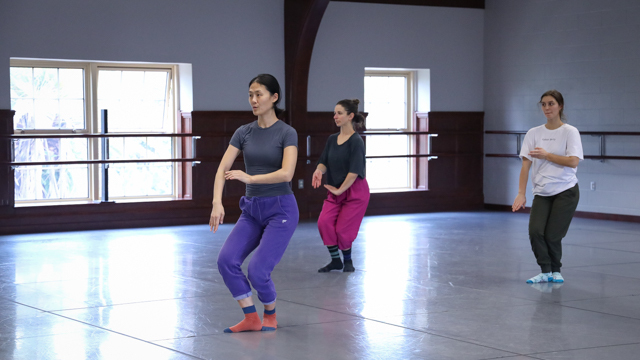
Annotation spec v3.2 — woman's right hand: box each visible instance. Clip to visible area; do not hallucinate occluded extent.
[312,169,323,189]
[209,202,225,232]
[512,194,526,212]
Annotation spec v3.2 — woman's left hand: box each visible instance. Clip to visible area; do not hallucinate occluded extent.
[225,170,253,184]
[324,184,343,196]
[529,147,549,160]
[312,169,323,189]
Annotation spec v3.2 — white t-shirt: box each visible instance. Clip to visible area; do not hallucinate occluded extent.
[519,123,583,197]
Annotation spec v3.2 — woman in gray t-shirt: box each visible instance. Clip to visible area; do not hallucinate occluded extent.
[210,74,298,333]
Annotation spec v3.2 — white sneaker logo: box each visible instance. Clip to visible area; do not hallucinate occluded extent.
[282,220,287,223]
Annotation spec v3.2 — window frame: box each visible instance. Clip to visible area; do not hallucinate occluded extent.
[10,58,181,205]
[364,69,415,132]
[11,59,93,135]
[92,63,180,201]
[364,69,416,191]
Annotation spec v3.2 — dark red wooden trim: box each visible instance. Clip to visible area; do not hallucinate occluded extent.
[0,200,216,235]
[285,0,330,130]
[179,112,193,199]
[485,130,526,135]
[0,110,16,212]
[330,0,484,9]
[284,2,330,217]
[485,204,640,224]
[572,210,640,223]
[415,112,429,190]
[364,191,484,218]
[485,154,520,158]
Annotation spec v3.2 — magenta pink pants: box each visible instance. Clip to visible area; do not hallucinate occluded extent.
[318,178,370,250]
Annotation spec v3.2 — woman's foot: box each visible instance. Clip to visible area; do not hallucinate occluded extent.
[262,313,277,331]
[343,259,355,272]
[526,272,552,284]
[223,313,262,333]
[551,272,564,283]
[318,258,343,272]
[261,307,277,331]
[223,306,262,333]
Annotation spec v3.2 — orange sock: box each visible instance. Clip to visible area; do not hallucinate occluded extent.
[262,309,277,331]
[224,306,262,333]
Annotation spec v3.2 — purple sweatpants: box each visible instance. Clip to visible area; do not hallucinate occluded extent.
[217,194,298,305]
[318,178,370,250]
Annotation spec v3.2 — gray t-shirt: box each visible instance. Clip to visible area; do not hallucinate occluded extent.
[230,120,298,198]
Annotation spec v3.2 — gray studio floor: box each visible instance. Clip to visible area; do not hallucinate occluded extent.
[2,211,640,360]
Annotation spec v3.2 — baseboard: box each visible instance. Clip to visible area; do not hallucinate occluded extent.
[484,203,640,223]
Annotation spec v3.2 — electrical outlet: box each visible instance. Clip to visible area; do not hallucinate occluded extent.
[298,179,304,189]
[590,181,596,191]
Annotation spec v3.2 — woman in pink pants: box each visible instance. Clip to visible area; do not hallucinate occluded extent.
[312,99,370,273]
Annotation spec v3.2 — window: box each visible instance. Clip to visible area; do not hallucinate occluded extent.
[10,59,179,204]
[364,70,415,191]
[98,68,174,198]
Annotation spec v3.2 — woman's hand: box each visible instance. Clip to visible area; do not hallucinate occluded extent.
[324,184,343,196]
[225,170,252,184]
[529,147,549,160]
[512,194,526,212]
[312,169,323,188]
[210,202,225,232]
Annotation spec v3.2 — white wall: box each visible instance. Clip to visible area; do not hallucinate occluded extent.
[484,0,640,216]
[0,0,284,111]
[416,69,431,112]
[308,2,484,112]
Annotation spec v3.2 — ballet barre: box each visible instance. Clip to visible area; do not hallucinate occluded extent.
[485,130,640,162]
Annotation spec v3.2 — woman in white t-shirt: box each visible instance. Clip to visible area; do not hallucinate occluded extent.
[512,90,583,284]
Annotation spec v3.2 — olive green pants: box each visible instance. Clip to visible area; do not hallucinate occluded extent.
[529,184,580,273]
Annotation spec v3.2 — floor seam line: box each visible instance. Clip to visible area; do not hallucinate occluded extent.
[524,341,640,356]
[1,298,205,360]
[553,303,640,322]
[274,298,523,357]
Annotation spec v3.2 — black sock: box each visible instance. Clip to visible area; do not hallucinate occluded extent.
[318,246,343,272]
[341,248,352,262]
[342,248,354,272]
[328,245,340,260]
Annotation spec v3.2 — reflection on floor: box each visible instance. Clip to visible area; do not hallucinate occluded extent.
[2,211,640,359]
